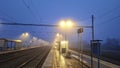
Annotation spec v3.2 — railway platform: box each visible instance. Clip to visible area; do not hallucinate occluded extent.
[1,45,119,68]
[42,46,86,68]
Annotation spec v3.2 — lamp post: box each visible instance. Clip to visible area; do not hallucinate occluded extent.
[20,32,29,48]
[77,28,83,68]
[59,19,74,55]
[56,33,61,53]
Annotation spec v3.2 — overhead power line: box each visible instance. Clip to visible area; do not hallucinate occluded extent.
[0,17,16,23]
[0,23,57,27]
[96,6,120,27]
[0,23,92,28]
[30,0,42,22]
[98,6,120,18]
[22,0,40,22]
[0,9,16,23]
[97,15,120,26]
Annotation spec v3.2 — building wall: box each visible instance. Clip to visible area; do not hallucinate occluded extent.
[0,40,7,51]
[15,42,22,49]
[0,40,5,47]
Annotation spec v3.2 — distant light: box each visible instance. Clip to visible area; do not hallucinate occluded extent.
[14,40,22,42]
[32,37,37,41]
[61,40,68,44]
[25,32,29,36]
[56,33,60,37]
[22,33,25,36]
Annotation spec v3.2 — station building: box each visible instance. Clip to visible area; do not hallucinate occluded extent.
[0,38,22,51]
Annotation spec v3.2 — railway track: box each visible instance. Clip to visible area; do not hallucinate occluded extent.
[0,48,37,63]
[0,46,51,68]
[17,46,50,68]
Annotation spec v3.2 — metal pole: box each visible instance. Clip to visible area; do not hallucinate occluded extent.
[78,33,82,66]
[91,15,94,68]
[77,28,83,68]
[92,15,94,40]
[80,33,83,68]
[65,31,67,55]
[98,42,101,68]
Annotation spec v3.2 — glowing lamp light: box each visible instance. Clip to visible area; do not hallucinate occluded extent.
[66,20,73,27]
[22,33,25,36]
[56,33,60,37]
[59,20,65,27]
[25,32,29,36]
[14,40,22,43]
[59,19,74,28]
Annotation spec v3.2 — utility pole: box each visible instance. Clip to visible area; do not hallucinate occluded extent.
[77,28,83,68]
[91,15,94,68]
[65,32,67,55]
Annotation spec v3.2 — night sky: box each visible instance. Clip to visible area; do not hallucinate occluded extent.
[0,0,120,43]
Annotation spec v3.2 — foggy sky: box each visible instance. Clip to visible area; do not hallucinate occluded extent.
[0,0,120,42]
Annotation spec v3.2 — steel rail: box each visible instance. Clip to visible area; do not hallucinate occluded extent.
[17,46,51,68]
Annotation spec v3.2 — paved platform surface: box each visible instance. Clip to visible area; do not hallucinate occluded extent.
[42,46,88,68]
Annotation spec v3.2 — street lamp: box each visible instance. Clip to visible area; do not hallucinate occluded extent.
[59,19,74,28]
[77,28,84,68]
[66,20,74,27]
[56,33,63,51]
[20,32,30,48]
[59,19,74,55]
[21,32,29,39]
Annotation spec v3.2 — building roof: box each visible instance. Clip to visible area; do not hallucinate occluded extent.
[0,38,16,42]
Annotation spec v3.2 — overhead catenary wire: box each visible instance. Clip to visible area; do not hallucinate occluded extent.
[30,0,42,22]
[97,5,120,18]
[96,15,120,26]
[0,22,92,28]
[0,9,17,23]
[0,28,60,37]
[96,5,120,26]
[0,17,16,23]
[22,0,40,22]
